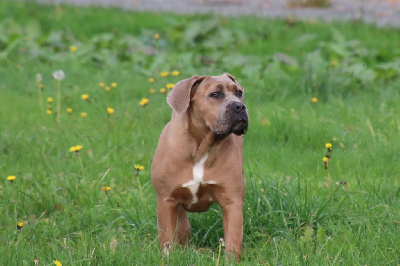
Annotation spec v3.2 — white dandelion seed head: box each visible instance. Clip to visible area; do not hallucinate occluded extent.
[162,242,171,257]
[36,73,42,82]
[52,70,65,81]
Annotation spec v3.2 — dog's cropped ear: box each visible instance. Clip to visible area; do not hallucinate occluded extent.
[225,73,244,91]
[167,75,206,113]
[224,73,236,83]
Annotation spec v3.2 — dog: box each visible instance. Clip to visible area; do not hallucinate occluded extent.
[151,73,249,259]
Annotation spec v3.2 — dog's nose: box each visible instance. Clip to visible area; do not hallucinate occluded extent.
[229,102,246,114]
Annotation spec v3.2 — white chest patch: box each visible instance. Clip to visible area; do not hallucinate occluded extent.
[182,153,217,205]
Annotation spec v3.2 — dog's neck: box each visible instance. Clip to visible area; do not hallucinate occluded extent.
[192,132,214,163]
[187,108,209,141]
[187,109,225,165]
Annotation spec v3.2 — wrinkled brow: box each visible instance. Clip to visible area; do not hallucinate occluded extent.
[216,84,224,91]
[229,84,238,92]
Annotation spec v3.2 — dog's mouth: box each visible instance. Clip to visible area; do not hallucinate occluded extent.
[232,118,248,136]
[213,117,249,137]
[211,103,249,137]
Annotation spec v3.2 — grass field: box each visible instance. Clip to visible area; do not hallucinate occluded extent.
[1,1,400,265]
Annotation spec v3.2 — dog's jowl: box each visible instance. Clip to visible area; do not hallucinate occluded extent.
[151,73,249,259]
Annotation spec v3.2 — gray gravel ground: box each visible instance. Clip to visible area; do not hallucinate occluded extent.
[35,0,400,28]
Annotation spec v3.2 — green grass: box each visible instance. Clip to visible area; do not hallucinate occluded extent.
[287,0,331,8]
[1,1,400,265]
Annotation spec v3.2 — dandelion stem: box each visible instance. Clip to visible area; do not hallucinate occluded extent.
[324,144,332,196]
[106,193,114,207]
[154,37,159,55]
[78,155,84,172]
[136,174,144,199]
[162,242,170,266]
[327,167,331,197]
[19,191,38,237]
[216,241,222,266]
[56,80,61,123]
[38,82,43,110]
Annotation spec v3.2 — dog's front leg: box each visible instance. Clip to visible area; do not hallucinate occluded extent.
[221,200,243,260]
[176,205,191,245]
[157,196,177,251]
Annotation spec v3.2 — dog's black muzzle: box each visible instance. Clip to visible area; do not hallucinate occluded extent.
[227,101,249,136]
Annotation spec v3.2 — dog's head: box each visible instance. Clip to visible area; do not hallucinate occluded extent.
[167,73,249,136]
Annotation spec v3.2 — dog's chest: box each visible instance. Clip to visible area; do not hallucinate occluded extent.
[171,153,218,211]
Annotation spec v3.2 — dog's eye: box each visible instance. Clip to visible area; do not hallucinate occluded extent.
[209,91,222,98]
[236,90,243,97]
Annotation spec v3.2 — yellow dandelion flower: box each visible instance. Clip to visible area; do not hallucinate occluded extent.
[331,60,337,66]
[149,78,155,84]
[322,157,328,162]
[101,187,111,192]
[7,175,16,182]
[81,94,89,100]
[135,164,145,171]
[160,88,166,93]
[17,221,24,230]
[171,70,180,76]
[53,260,62,266]
[105,86,111,91]
[154,33,160,40]
[111,82,117,88]
[99,82,105,87]
[46,110,53,115]
[81,112,87,118]
[311,97,318,103]
[70,46,77,52]
[149,89,155,94]
[140,98,149,107]
[160,71,169,78]
[325,143,332,149]
[69,146,77,152]
[166,83,175,89]
[69,145,83,152]
[47,97,54,103]
[67,108,72,114]
[107,107,115,114]
[134,164,145,175]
